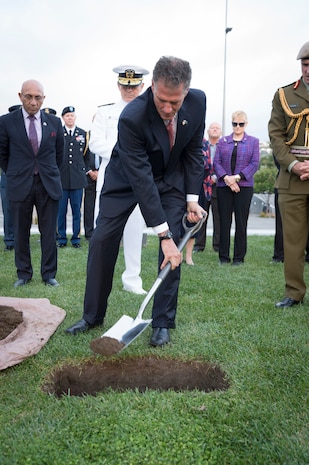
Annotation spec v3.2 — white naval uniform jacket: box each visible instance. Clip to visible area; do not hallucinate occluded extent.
[89,99,127,195]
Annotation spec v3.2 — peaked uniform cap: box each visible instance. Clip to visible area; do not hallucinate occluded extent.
[43,108,57,115]
[8,105,21,112]
[112,65,149,86]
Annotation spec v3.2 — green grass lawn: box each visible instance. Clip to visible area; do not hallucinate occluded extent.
[0,234,308,465]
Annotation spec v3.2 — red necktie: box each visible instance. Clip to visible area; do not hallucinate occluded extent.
[166,119,175,150]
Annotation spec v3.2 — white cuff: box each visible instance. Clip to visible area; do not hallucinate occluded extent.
[153,222,169,235]
[186,194,199,202]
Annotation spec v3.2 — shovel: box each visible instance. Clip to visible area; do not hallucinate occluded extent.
[90,213,206,356]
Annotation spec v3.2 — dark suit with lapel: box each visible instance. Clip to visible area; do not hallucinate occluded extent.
[0,108,64,281]
[82,87,206,327]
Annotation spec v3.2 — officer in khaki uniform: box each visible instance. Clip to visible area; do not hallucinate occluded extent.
[268,41,309,308]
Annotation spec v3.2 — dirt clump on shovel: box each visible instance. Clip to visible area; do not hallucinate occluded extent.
[90,336,125,356]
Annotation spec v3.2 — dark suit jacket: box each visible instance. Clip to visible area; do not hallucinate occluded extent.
[85,150,97,172]
[101,87,206,228]
[0,108,64,201]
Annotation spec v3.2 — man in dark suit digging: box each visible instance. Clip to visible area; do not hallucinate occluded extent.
[66,56,207,347]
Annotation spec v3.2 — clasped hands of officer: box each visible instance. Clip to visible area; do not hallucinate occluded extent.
[159,201,207,270]
[292,160,309,181]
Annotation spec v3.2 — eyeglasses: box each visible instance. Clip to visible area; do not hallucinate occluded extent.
[21,94,44,102]
[232,122,246,127]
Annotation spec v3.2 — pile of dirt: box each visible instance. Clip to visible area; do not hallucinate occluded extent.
[0,297,66,371]
[0,305,23,340]
[90,336,125,356]
[43,356,230,397]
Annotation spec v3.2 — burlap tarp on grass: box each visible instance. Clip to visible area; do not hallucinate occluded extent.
[0,297,66,371]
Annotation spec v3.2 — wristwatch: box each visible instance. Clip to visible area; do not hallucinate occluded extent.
[159,230,173,241]
[235,174,241,183]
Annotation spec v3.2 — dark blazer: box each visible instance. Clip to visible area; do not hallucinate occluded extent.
[84,150,97,172]
[0,108,64,201]
[101,87,206,228]
[61,126,88,190]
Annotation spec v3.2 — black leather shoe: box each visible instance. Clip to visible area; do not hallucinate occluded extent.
[72,244,81,249]
[275,297,303,308]
[14,278,31,288]
[271,258,284,263]
[57,243,66,248]
[44,278,59,287]
[232,260,244,266]
[65,318,99,335]
[4,245,14,251]
[193,247,204,253]
[150,328,170,347]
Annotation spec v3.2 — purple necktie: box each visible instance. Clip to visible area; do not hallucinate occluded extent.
[166,119,175,150]
[28,115,39,155]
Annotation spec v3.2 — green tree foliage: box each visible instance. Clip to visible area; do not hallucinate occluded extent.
[254,154,277,194]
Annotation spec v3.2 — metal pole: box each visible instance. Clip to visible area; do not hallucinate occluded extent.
[222,0,232,136]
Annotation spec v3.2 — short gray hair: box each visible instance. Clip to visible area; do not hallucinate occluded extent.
[152,56,192,90]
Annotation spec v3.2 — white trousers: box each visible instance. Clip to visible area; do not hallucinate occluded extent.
[121,204,145,291]
[94,191,145,291]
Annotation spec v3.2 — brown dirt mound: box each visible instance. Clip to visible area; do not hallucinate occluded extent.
[0,305,23,340]
[43,356,229,397]
[90,336,125,356]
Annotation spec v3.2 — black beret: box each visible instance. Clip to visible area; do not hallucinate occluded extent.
[62,106,75,116]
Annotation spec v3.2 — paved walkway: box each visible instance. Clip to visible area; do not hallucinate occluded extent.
[0,202,276,237]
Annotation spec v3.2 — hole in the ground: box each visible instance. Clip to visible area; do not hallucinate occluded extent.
[42,356,230,397]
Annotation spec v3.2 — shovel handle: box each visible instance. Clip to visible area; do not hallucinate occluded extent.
[157,212,207,281]
[136,213,206,320]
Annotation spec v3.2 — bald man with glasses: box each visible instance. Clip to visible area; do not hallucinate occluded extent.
[0,79,64,287]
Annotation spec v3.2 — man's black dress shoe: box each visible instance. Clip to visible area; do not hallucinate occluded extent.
[57,243,66,248]
[232,260,244,266]
[72,243,81,249]
[193,247,204,253]
[44,278,59,287]
[14,278,31,288]
[4,245,14,251]
[65,318,99,335]
[271,258,284,263]
[150,328,170,347]
[275,297,303,308]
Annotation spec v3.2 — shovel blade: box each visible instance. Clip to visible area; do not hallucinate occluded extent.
[102,315,152,349]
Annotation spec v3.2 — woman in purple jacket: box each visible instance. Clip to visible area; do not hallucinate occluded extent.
[213,110,260,265]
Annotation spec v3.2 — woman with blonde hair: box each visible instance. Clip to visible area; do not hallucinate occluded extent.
[213,111,260,265]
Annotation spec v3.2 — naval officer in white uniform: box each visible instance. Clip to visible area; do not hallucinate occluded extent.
[89,65,149,295]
